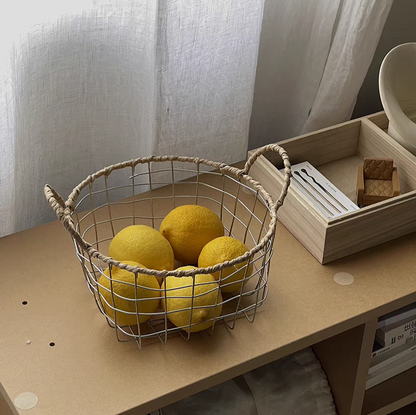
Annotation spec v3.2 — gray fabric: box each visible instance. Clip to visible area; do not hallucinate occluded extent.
[158,348,337,415]
[244,348,337,415]
[158,376,257,415]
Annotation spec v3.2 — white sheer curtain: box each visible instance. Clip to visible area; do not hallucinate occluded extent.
[301,0,393,133]
[0,0,263,236]
[249,0,393,147]
[0,0,392,237]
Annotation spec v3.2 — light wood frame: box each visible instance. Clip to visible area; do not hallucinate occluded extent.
[248,112,416,264]
[314,318,416,415]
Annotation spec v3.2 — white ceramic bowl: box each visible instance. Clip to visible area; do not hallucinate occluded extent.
[379,42,416,155]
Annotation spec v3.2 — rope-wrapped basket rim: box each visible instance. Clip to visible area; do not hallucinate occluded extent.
[44,144,291,278]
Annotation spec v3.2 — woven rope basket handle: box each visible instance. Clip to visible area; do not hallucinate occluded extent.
[44,184,90,251]
[44,146,291,276]
[243,144,291,212]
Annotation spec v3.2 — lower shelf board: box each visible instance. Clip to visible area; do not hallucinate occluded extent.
[391,400,416,415]
[362,365,416,415]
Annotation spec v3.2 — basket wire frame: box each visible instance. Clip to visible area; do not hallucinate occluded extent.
[45,146,291,349]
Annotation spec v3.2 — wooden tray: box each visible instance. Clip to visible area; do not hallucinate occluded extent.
[248,112,416,264]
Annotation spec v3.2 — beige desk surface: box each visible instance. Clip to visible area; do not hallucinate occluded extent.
[1,173,416,415]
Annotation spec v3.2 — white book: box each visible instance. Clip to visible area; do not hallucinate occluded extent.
[282,162,359,219]
[369,340,416,375]
[377,303,416,329]
[371,335,416,359]
[366,351,416,390]
[371,340,397,359]
[376,315,416,347]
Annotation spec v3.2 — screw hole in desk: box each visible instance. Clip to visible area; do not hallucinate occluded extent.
[22,301,28,305]
[49,342,55,347]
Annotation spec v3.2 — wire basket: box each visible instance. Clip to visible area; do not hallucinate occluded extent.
[44,144,291,349]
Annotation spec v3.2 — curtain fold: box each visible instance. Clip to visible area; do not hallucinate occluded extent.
[249,0,341,147]
[301,0,393,134]
[249,0,393,148]
[0,0,263,236]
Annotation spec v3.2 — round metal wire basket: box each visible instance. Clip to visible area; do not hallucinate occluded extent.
[44,144,291,348]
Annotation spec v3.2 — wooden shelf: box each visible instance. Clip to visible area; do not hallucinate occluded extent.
[391,400,416,414]
[1,163,416,415]
[362,366,416,415]
[314,320,377,415]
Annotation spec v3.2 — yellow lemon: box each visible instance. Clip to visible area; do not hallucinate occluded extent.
[161,266,222,332]
[198,236,252,293]
[109,225,174,283]
[98,261,160,326]
[160,205,224,264]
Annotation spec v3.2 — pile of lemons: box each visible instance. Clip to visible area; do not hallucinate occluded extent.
[98,205,252,333]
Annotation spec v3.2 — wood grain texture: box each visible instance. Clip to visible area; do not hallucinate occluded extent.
[358,119,416,193]
[313,319,377,415]
[362,366,416,415]
[393,168,401,196]
[263,119,360,168]
[324,190,416,264]
[357,165,364,206]
[366,111,389,131]
[247,153,327,263]
[317,155,363,202]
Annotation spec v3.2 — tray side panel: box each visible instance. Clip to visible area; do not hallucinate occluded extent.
[366,111,389,131]
[323,195,416,264]
[264,119,361,168]
[358,119,416,193]
[247,155,327,263]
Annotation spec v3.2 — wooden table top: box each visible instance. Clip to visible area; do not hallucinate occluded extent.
[1,171,416,415]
